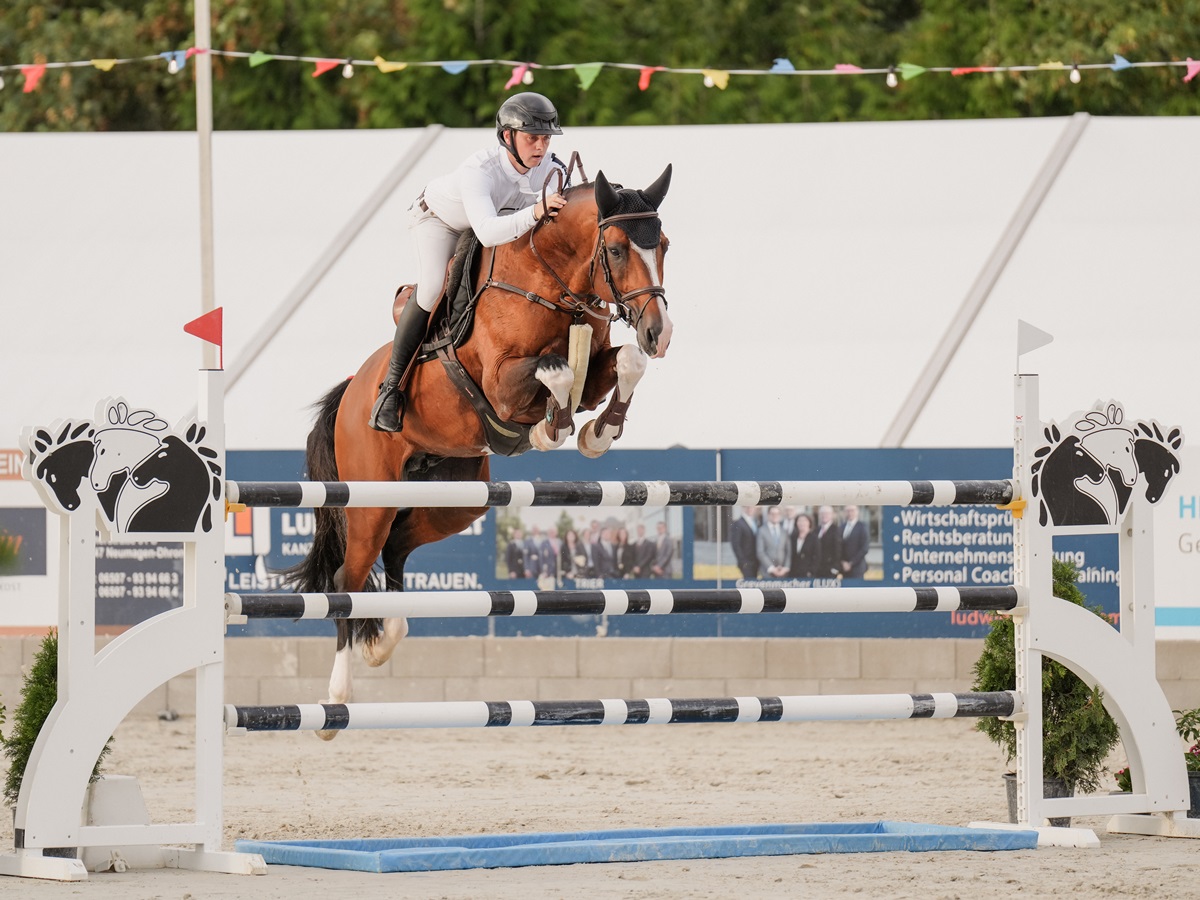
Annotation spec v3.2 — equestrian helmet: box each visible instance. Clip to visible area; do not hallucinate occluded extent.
[495,92,563,141]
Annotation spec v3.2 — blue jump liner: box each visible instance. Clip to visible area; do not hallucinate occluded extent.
[235,822,1038,873]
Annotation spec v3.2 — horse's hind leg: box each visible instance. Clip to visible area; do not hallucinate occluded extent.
[579,344,647,458]
[362,515,411,667]
[316,506,395,741]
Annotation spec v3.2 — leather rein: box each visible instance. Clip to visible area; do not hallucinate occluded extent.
[481,156,667,330]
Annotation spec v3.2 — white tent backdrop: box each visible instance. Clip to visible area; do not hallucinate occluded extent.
[3,116,1196,452]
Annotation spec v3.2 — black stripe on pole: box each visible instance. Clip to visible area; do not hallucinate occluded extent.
[761,590,788,613]
[531,482,605,506]
[954,691,1015,718]
[913,589,940,611]
[235,594,307,618]
[758,697,784,721]
[954,481,1016,505]
[485,701,512,726]
[626,591,652,614]
[756,482,784,505]
[532,701,608,725]
[670,591,743,615]
[486,483,513,506]
[322,704,350,730]
[910,694,937,718]
[490,592,516,615]
[327,593,354,617]
[232,482,304,506]
[323,483,351,507]
[624,482,649,505]
[625,700,651,723]
[236,705,302,730]
[909,481,936,504]
[669,482,744,506]
[535,591,608,615]
[958,587,1020,611]
[669,698,742,724]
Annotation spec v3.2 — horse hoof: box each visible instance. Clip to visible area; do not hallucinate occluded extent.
[577,420,611,459]
[529,421,567,452]
[315,729,339,742]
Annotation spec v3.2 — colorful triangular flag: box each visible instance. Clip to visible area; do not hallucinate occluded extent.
[248,50,274,67]
[312,58,340,77]
[574,63,603,90]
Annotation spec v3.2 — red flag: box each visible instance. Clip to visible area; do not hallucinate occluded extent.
[312,59,340,77]
[184,308,223,368]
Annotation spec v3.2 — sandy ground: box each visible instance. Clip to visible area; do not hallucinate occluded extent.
[0,716,1195,899]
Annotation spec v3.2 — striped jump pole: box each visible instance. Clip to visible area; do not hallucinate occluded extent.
[225,691,1021,733]
[226,585,1023,621]
[225,479,1016,510]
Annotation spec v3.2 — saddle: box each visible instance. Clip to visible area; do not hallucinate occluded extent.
[389,232,534,457]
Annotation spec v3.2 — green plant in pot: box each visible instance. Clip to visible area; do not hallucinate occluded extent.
[972,557,1121,825]
[1115,708,1200,817]
[3,631,111,854]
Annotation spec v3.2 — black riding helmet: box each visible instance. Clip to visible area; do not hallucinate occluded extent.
[496,92,563,169]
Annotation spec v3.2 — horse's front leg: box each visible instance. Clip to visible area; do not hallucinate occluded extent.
[491,354,576,451]
[578,344,647,459]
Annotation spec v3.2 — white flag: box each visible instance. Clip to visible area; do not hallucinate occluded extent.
[1017,319,1053,357]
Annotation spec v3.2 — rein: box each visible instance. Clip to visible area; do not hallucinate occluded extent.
[481,165,666,328]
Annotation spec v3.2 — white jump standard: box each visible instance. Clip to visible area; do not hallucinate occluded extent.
[2,349,1197,882]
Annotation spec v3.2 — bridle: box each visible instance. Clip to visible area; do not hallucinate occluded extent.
[481,159,668,329]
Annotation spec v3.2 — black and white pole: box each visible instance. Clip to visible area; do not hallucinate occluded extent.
[226,585,1022,621]
[225,479,1016,510]
[225,691,1020,733]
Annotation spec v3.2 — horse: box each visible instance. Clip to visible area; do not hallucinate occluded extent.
[287,166,673,737]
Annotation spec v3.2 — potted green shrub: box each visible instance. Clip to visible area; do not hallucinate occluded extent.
[3,631,111,856]
[1114,707,1200,817]
[972,557,1121,826]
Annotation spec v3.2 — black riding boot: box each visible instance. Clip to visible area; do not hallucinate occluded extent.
[369,301,432,432]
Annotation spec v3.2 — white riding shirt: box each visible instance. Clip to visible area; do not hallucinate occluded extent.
[420,145,567,247]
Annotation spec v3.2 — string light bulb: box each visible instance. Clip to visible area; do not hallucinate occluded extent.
[703,74,714,88]
[342,61,354,79]
[522,68,534,85]
[0,74,5,90]
[167,57,179,74]
[1069,65,1081,84]
[886,66,898,88]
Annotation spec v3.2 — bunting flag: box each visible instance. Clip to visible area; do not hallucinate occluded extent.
[504,63,529,89]
[4,47,1200,96]
[574,62,603,90]
[374,55,406,73]
[22,64,46,93]
[638,66,664,91]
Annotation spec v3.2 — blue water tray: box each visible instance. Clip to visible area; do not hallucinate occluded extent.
[235,821,1038,873]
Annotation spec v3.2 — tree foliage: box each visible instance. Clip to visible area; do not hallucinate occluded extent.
[3,0,1200,132]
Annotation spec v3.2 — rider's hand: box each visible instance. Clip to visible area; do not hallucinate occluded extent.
[535,192,567,221]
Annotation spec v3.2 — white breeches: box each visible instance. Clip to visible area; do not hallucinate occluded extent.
[410,201,464,313]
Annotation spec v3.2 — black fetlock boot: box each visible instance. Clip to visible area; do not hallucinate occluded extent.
[369,300,432,432]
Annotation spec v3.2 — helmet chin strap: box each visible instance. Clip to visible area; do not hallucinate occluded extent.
[502,128,530,171]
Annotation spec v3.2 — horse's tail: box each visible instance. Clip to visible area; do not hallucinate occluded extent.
[281,380,350,600]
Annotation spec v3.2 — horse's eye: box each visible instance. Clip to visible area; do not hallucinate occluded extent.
[608,246,622,259]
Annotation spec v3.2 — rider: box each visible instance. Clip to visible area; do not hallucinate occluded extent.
[369,92,570,432]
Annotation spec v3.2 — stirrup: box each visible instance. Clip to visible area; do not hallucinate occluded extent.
[369,382,406,433]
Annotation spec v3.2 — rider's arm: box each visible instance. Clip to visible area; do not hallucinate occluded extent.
[459,166,539,247]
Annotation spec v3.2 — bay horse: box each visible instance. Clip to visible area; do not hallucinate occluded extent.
[287,166,673,738]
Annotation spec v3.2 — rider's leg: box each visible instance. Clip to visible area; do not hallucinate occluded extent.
[369,205,460,432]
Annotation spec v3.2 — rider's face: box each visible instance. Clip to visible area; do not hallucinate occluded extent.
[510,130,551,170]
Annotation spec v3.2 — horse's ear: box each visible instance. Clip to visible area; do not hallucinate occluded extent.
[594,170,620,218]
[642,164,672,209]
